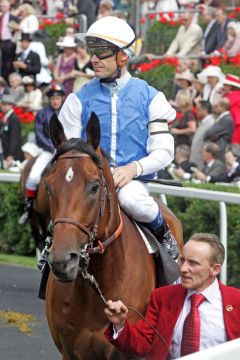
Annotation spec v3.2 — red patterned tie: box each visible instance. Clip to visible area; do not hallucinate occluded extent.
[181,293,205,356]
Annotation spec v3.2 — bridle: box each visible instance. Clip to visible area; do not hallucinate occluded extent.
[52,152,123,255]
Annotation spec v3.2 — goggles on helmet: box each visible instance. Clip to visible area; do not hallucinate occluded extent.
[87,46,118,60]
[86,36,119,59]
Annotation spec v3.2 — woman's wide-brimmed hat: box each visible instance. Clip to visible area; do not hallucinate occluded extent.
[56,36,77,48]
[223,74,240,89]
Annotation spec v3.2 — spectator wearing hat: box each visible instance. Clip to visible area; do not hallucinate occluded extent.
[202,65,224,106]
[204,97,234,161]
[29,30,52,86]
[8,72,25,103]
[170,69,195,108]
[13,32,41,81]
[0,93,23,168]
[165,11,203,57]
[54,36,77,96]
[21,141,42,169]
[222,74,240,145]
[191,73,207,106]
[0,0,18,81]
[19,82,65,224]
[17,75,42,111]
[222,22,240,58]
[190,100,215,169]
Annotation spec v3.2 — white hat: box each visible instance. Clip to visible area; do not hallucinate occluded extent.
[223,74,240,89]
[76,16,136,57]
[203,66,225,79]
[175,69,194,83]
[56,36,77,48]
[195,70,208,85]
[22,75,35,85]
[21,142,42,157]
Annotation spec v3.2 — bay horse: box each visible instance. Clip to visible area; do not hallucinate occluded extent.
[42,113,183,360]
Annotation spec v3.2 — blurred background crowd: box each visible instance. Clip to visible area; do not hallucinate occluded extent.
[0,0,240,187]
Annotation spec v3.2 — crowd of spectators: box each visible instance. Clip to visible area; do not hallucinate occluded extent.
[0,0,240,187]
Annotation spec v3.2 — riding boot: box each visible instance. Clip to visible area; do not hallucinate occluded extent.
[18,197,34,225]
[154,220,179,260]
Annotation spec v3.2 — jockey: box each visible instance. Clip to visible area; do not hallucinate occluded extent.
[19,82,65,225]
[59,16,179,260]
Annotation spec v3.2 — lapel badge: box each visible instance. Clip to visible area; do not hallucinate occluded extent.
[226,305,233,312]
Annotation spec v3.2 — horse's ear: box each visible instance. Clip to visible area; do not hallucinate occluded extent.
[86,112,101,150]
[50,114,67,150]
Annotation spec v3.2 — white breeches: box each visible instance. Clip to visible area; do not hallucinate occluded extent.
[117,180,159,223]
[26,151,53,190]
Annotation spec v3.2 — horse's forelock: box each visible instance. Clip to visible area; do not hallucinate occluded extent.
[51,138,102,168]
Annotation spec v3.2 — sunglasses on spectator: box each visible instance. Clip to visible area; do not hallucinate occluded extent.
[87,46,118,59]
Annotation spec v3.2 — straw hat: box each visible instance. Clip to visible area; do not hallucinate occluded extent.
[56,36,77,48]
[175,69,194,83]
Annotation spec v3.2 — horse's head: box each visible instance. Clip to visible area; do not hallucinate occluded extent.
[45,113,118,282]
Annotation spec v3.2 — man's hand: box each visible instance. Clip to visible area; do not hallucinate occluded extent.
[192,169,207,181]
[113,163,137,188]
[174,167,185,179]
[13,61,27,69]
[104,300,128,331]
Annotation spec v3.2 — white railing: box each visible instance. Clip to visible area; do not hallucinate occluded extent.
[179,338,240,360]
[1,173,240,284]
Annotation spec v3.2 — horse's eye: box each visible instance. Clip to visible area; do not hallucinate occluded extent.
[90,182,100,193]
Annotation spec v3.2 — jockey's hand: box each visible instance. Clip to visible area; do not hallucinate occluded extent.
[104,300,128,331]
[113,163,137,188]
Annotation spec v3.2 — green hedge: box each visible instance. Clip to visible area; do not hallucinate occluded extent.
[135,64,176,100]
[165,183,240,287]
[0,182,35,255]
[0,180,239,286]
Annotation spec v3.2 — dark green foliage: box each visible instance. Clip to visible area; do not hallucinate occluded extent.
[146,21,178,55]
[0,182,35,255]
[43,22,68,56]
[136,64,175,99]
[166,183,240,287]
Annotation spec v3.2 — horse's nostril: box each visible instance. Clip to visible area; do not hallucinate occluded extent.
[69,252,79,264]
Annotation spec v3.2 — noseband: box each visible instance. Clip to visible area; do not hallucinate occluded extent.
[52,153,123,254]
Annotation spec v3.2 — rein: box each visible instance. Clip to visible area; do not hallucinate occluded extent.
[52,152,123,254]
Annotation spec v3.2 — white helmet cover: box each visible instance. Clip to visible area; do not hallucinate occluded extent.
[77,16,136,57]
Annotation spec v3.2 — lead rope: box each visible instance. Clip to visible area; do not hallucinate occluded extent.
[79,247,175,360]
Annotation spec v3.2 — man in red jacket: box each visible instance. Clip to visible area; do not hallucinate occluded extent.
[104,233,240,360]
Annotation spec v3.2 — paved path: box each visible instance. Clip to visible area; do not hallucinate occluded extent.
[0,263,60,360]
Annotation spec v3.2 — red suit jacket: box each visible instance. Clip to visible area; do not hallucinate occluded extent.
[105,282,240,360]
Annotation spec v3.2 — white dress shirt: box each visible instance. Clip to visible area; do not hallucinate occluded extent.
[172,278,227,359]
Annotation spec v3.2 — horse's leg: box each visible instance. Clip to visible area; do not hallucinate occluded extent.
[154,197,183,251]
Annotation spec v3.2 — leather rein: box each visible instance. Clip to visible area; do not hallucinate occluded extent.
[52,153,123,254]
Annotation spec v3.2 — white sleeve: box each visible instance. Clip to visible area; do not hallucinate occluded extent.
[138,92,176,175]
[59,93,83,139]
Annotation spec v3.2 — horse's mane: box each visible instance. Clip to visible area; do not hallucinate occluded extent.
[51,138,111,168]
